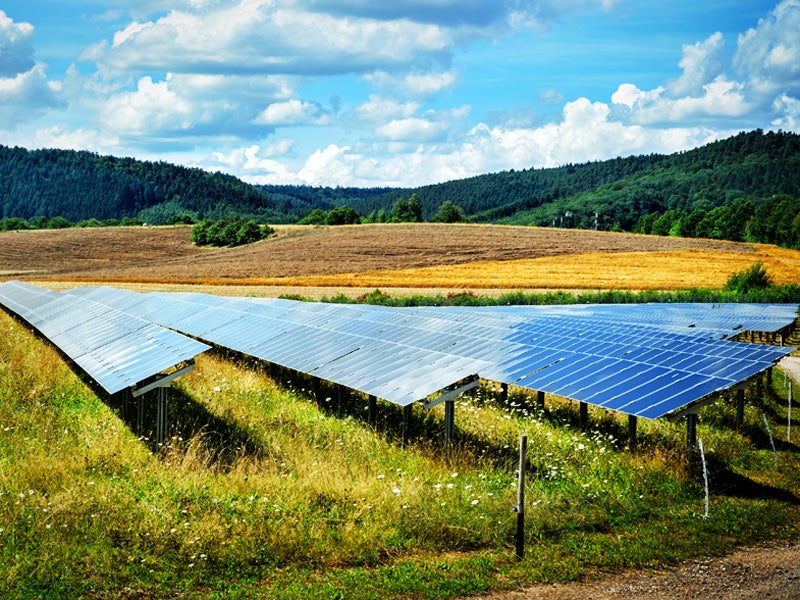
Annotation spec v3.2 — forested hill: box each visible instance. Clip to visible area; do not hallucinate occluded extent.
[0,146,297,224]
[343,129,800,231]
[2,130,800,242]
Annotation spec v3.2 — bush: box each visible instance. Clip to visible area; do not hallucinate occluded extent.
[191,216,274,247]
[724,262,773,293]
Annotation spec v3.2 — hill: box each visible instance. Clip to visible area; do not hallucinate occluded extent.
[345,129,800,230]
[2,130,800,246]
[0,146,297,224]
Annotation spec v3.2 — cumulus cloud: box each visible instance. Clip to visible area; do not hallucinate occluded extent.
[102,2,453,76]
[0,10,35,77]
[734,0,800,98]
[99,75,199,135]
[354,95,420,122]
[253,99,330,126]
[669,32,725,98]
[0,12,62,124]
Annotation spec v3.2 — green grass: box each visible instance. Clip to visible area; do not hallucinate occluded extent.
[1,309,798,599]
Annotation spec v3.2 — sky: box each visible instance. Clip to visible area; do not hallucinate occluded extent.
[1,0,799,188]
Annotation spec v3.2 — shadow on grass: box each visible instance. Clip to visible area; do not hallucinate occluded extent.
[106,384,270,469]
[705,455,800,504]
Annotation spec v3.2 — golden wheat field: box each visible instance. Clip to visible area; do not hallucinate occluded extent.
[1,223,799,295]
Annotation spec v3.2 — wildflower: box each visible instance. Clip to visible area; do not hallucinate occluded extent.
[392,487,401,496]
[471,499,479,505]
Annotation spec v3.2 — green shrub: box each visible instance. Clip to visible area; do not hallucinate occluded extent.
[724,262,773,293]
[191,216,274,247]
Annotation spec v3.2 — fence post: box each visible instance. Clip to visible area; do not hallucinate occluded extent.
[515,434,527,561]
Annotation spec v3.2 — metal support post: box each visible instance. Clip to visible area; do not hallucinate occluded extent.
[137,393,145,438]
[444,399,455,461]
[500,382,508,403]
[402,405,412,447]
[156,386,167,448]
[736,388,745,431]
[686,413,698,473]
[368,394,377,427]
[628,415,638,451]
[579,402,588,430]
[537,390,545,411]
[515,434,528,561]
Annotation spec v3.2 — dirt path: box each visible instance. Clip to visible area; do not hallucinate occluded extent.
[461,543,800,599]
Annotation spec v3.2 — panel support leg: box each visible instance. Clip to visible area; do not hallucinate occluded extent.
[537,390,545,411]
[736,388,745,431]
[368,394,377,427]
[444,399,455,461]
[686,413,698,474]
[137,393,145,438]
[123,388,132,423]
[500,383,508,404]
[628,415,638,451]
[402,405,412,448]
[579,402,588,430]
[156,386,167,448]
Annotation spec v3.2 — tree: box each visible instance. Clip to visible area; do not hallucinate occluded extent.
[433,200,467,223]
[389,193,423,222]
[325,206,360,225]
[299,209,327,225]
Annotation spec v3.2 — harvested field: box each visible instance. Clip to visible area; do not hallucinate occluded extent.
[1,223,798,295]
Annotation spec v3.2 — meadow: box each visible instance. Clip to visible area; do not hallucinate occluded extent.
[1,306,799,599]
[1,224,800,598]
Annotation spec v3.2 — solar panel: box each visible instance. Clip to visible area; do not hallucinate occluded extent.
[0,281,210,395]
[65,286,796,419]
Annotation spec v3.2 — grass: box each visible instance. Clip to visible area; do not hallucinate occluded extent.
[1,309,799,599]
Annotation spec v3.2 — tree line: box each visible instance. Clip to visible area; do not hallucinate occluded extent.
[2,130,800,249]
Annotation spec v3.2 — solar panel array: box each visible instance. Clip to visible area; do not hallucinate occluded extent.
[67,286,797,419]
[67,287,486,406]
[467,303,798,339]
[0,281,210,395]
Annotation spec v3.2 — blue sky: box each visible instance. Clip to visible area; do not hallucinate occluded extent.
[1,0,798,187]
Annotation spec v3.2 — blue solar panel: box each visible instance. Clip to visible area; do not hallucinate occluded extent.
[0,281,209,395]
[64,286,796,418]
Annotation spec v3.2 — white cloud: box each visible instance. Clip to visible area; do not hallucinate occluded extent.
[101,2,453,76]
[99,75,198,135]
[297,144,358,186]
[235,96,722,187]
[0,64,63,123]
[376,117,449,142]
[670,31,724,97]
[772,94,800,130]
[365,70,459,98]
[253,99,330,126]
[734,0,800,97]
[31,125,120,153]
[0,10,35,77]
[354,95,420,122]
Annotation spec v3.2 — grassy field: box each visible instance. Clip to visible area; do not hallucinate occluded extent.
[2,305,799,599]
